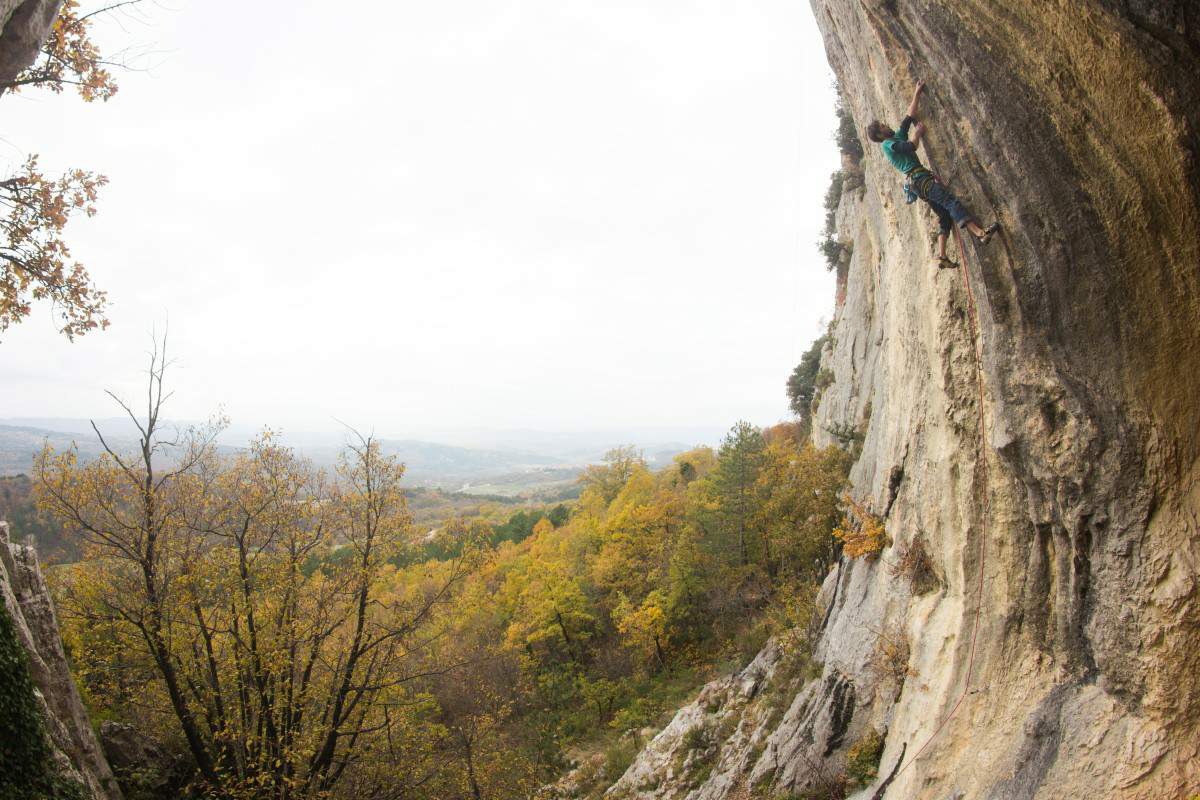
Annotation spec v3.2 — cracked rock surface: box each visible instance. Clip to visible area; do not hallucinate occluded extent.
[596,2,1200,798]
[1,522,122,799]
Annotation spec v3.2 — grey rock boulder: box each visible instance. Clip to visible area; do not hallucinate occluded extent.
[1,521,122,800]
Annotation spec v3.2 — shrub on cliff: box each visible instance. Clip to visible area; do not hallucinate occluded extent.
[815,90,862,273]
[866,626,911,699]
[0,602,85,800]
[834,93,863,162]
[833,494,887,558]
[844,728,885,786]
[786,335,830,421]
[818,171,848,271]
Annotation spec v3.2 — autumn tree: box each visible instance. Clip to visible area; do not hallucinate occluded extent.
[38,343,479,798]
[578,445,645,508]
[499,540,595,666]
[1,1,148,338]
[612,590,668,670]
[4,0,124,100]
[755,436,849,582]
[425,597,537,800]
[1,157,108,338]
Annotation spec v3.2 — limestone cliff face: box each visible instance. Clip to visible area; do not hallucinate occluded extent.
[1,522,122,800]
[605,2,1200,799]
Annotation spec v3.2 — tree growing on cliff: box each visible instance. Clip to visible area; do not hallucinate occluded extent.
[787,334,830,423]
[834,91,863,162]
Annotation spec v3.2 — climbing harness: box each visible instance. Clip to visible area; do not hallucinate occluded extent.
[901,167,932,204]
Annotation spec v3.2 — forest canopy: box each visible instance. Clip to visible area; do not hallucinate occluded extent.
[35,357,850,799]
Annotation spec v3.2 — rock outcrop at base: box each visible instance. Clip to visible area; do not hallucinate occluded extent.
[605,2,1200,799]
[1,521,122,800]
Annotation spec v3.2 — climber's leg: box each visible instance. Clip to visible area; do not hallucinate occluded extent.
[919,178,972,227]
[935,236,959,269]
[920,178,999,243]
[926,198,959,269]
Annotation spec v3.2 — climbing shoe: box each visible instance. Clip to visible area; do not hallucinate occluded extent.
[978,222,1001,245]
[937,256,960,270]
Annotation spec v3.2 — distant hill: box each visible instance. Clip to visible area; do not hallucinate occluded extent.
[297,438,571,488]
[0,421,576,493]
[0,424,128,475]
[0,419,706,496]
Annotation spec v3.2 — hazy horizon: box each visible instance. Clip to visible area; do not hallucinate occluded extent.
[0,0,839,433]
[0,414,730,452]
[0,415,730,491]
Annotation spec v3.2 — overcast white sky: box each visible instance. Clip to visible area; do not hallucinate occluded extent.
[0,0,838,439]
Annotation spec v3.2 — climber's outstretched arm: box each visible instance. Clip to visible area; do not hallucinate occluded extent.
[906,80,925,119]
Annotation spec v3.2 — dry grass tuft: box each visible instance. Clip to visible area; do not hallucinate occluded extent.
[866,627,911,699]
[889,534,939,594]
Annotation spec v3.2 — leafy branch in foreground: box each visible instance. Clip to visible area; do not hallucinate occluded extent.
[1,1,149,339]
[0,157,108,338]
[5,0,126,100]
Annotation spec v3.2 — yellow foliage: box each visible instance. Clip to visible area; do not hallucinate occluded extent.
[45,401,860,796]
[34,359,477,798]
[833,493,887,558]
[613,590,668,666]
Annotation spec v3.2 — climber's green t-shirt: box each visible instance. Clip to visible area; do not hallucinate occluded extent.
[881,115,922,175]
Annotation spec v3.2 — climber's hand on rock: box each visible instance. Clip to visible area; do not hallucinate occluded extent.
[908,81,926,117]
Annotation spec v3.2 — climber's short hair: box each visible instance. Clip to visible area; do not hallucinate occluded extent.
[866,121,890,142]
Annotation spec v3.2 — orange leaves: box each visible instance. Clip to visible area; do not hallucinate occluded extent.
[832,493,888,559]
[9,0,120,101]
[1,155,109,338]
[0,1,125,338]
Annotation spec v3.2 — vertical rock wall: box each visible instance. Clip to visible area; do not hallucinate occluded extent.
[1,522,122,800]
[604,2,1199,799]
[806,1,1199,797]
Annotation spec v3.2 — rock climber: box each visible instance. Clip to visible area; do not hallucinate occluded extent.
[866,80,1000,270]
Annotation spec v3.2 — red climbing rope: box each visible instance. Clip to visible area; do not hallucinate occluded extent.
[891,225,991,784]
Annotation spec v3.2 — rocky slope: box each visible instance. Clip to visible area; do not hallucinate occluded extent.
[1,521,122,799]
[602,2,1200,799]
